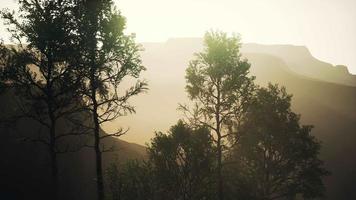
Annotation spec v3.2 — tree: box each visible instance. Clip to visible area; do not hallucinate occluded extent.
[72,1,147,199]
[181,31,255,200]
[226,84,329,200]
[106,121,216,200]
[148,120,216,200]
[0,1,82,198]
[106,159,156,200]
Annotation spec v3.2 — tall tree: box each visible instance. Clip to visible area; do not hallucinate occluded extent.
[73,1,147,199]
[181,31,255,200]
[0,1,82,198]
[226,84,329,200]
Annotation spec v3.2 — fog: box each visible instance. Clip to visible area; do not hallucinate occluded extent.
[1,0,356,74]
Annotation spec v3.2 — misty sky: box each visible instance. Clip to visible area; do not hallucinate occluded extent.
[1,0,355,74]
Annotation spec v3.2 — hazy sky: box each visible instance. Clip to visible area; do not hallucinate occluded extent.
[1,0,355,73]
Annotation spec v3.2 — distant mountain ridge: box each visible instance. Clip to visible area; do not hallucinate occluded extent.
[242,43,356,86]
[145,38,356,86]
[1,38,355,199]
[133,38,356,200]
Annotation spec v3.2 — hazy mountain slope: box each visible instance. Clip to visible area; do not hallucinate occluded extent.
[128,38,356,199]
[244,52,356,200]
[242,43,356,86]
[1,38,355,199]
[0,90,146,200]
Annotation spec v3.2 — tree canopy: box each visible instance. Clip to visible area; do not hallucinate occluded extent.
[71,1,147,199]
[0,2,330,198]
[0,1,82,198]
[225,84,329,200]
[182,30,255,200]
[148,120,216,200]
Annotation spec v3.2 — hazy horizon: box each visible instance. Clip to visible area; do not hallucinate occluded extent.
[1,0,355,145]
[102,40,356,146]
[0,1,355,199]
[1,0,355,74]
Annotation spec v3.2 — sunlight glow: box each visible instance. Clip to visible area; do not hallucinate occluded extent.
[115,0,356,74]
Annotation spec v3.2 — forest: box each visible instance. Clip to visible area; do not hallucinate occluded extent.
[0,0,334,200]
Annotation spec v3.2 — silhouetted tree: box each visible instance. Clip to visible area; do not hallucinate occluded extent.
[0,1,82,198]
[225,84,329,200]
[106,160,121,200]
[106,159,156,200]
[148,120,216,200]
[72,1,147,199]
[180,31,255,200]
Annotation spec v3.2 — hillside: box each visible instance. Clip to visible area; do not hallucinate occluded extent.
[0,38,355,199]
[118,38,356,199]
[0,90,146,200]
[243,43,356,86]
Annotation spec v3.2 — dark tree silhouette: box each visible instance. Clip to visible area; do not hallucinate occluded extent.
[106,159,156,200]
[0,1,82,198]
[72,1,147,199]
[180,31,255,200]
[148,120,216,200]
[225,84,329,200]
[105,121,215,200]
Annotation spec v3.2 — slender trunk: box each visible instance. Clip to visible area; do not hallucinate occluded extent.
[49,119,58,200]
[86,1,104,199]
[93,101,104,200]
[47,57,58,200]
[216,81,223,200]
[91,64,104,200]
[217,132,223,200]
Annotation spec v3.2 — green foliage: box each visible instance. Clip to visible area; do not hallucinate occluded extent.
[0,1,147,200]
[147,120,216,200]
[225,83,329,200]
[0,0,80,121]
[70,1,147,199]
[185,31,254,123]
[106,160,155,200]
[106,120,217,200]
[0,1,86,199]
[182,30,256,200]
[0,5,330,198]
[74,0,147,116]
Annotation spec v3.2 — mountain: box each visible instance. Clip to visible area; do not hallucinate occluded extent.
[242,43,356,86]
[1,38,355,199]
[129,38,355,200]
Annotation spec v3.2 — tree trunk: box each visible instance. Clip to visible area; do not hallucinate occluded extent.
[92,87,105,200]
[217,135,223,200]
[216,82,223,200]
[49,115,58,200]
[48,66,58,200]
[94,119,104,200]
